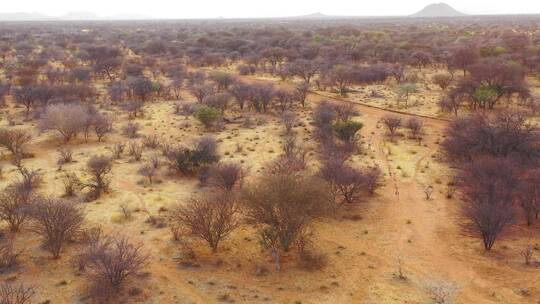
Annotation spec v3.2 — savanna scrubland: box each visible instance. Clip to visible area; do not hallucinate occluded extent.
[0,16,539,303]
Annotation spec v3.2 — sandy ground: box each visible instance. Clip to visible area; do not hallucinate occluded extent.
[0,68,539,304]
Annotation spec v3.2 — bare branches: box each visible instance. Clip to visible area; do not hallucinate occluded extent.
[80,233,149,293]
[28,197,84,258]
[0,129,31,159]
[171,192,239,252]
[0,187,31,232]
[0,282,35,304]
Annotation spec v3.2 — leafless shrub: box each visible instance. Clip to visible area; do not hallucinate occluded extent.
[243,174,331,270]
[520,245,534,265]
[39,103,89,142]
[93,113,113,142]
[171,192,238,252]
[122,100,144,118]
[406,117,424,142]
[432,73,453,90]
[57,147,73,165]
[119,204,132,221]
[320,158,367,204]
[0,238,21,272]
[29,197,84,258]
[112,142,125,159]
[149,153,161,169]
[268,134,307,176]
[128,142,144,162]
[424,185,434,200]
[142,134,160,149]
[0,187,31,232]
[0,282,35,304]
[281,110,297,135]
[207,162,245,191]
[81,234,149,294]
[12,160,42,196]
[364,167,383,195]
[138,164,157,184]
[425,279,458,304]
[122,122,141,139]
[517,170,540,226]
[0,128,31,159]
[381,115,402,141]
[442,112,539,161]
[394,257,407,281]
[62,173,81,197]
[174,101,199,118]
[459,157,517,251]
[297,234,327,271]
[159,140,173,157]
[334,103,356,121]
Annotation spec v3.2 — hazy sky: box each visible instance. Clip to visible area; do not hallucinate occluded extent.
[2,0,539,18]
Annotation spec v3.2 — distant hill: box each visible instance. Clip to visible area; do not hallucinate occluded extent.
[0,12,53,21]
[297,12,332,19]
[412,3,466,17]
[60,11,100,20]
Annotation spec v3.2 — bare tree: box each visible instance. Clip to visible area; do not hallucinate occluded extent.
[29,197,84,258]
[517,170,540,226]
[432,73,453,90]
[280,110,297,135]
[459,157,517,251]
[0,129,31,159]
[442,112,539,161]
[81,233,149,293]
[320,158,366,204]
[295,82,309,108]
[0,238,22,272]
[93,113,113,142]
[171,192,238,252]
[111,142,125,159]
[207,162,245,191]
[128,142,144,161]
[243,174,331,270]
[274,89,295,113]
[0,282,35,304]
[39,104,89,142]
[406,117,424,142]
[381,115,402,141]
[0,187,31,232]
[189,82,215,103]
[364,167,383,195]
[138,164,157,184]
[122,122,141,139]
[520,245,534,265]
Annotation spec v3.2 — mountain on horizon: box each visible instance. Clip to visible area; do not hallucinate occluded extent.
[60,11,100,20]
[0,12,52,21]
[412,3,466,17]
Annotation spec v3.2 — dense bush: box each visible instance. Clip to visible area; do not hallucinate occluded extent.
[195,106,220,129]
[243,174,331,270]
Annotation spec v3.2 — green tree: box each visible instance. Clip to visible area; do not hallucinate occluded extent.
[333,120,363,144]
[195,106,220,129]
